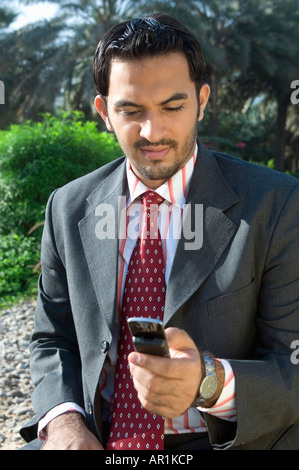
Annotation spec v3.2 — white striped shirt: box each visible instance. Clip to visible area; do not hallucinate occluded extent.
[38,144,237,440]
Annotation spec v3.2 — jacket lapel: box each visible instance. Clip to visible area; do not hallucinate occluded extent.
[78,159,127,334]
[164,142,239,324]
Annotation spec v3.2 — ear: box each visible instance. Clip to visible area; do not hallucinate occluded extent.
[94,95,114,132]
[197,84,210,122]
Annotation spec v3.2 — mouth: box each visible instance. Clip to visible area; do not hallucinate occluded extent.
[140,146,171,160]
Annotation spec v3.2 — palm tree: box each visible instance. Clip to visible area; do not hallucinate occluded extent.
[0,4,20,125]
[0,4,18,30]
[0,0,134,127]
[233,0,299,171]
[183,0,253,151]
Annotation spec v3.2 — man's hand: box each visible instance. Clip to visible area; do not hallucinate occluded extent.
[41,412,104,450]
[128,327,204,418]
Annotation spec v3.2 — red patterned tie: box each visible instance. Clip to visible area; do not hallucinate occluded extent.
[106,191,166,450]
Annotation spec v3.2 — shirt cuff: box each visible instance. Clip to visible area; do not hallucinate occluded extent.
[198,359,237,421]
[38,402,86,441]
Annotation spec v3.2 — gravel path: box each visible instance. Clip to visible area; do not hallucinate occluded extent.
[0,301,36,450]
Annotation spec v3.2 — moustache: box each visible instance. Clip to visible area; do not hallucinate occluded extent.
[133,138,177,150]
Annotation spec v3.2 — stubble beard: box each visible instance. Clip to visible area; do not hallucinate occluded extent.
[114,124,198,183]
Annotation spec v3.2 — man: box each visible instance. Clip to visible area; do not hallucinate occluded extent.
[21,14,299,450]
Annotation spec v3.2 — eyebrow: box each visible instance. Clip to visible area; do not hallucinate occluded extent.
[114,93,189,109]
[160,93,189,105]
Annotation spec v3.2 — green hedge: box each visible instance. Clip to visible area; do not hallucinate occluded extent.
[0,111,122,235]
[0,233,40,308]
[0,111,122,308]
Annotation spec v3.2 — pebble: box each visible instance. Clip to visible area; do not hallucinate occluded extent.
[0,301,36,450]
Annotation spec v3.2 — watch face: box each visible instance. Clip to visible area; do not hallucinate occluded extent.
[200,375,218,399]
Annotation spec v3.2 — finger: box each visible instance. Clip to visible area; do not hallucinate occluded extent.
[131,371,187,418]
[130,358,175,396]
[128,328,203,417]
[128,327,201,377]
[165,327,199,359]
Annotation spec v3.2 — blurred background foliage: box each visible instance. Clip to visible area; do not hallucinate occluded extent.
[0,0,299,307]
[0,111,122,235]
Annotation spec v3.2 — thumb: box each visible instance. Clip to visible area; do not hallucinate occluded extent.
[164,327,200,359]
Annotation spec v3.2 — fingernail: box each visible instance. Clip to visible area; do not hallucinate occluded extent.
[129,352,139,365]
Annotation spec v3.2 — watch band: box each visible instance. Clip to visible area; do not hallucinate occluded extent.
[191,354,218,407]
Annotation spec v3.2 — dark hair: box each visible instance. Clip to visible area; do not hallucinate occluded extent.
[93,14,208,97]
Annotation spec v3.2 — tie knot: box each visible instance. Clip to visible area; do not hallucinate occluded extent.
[141,191,164,210]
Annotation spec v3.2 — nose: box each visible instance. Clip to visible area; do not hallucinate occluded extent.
[139,111,167,143]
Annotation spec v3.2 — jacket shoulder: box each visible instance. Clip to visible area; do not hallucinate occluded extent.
[48,155,125,211]
[58,155,125,196]
[214,151,299,196]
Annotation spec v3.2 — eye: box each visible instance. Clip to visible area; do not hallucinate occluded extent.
[164,105,184,113]
[119,109,139,116]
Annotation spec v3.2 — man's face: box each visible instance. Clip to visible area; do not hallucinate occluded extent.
[95,52,210,189]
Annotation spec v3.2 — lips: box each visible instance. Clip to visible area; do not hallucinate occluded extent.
[140,146,171,160]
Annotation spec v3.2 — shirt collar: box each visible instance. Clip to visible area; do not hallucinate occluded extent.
[125,142,198,209]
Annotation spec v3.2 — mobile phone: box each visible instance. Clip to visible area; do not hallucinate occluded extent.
[127,317,169,357]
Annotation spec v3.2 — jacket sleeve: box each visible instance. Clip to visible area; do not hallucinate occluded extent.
[205,183,299,449]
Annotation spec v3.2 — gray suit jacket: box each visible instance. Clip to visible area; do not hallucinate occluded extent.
[21,141,299,449]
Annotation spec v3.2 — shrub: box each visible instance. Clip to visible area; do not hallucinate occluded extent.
[0,233,40,308]
[0,111,122,235]
[0,111,122,308]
